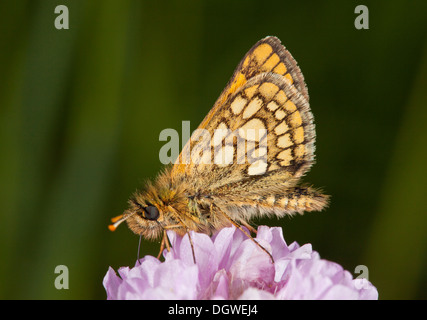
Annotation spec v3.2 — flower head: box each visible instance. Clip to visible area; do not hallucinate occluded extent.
[104,226,378,300]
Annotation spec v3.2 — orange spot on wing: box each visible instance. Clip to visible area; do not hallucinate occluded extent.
[273,63,287,75]
[262,53,280,71]
[252,43,273,65]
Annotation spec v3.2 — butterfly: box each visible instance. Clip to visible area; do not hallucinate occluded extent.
[109,36,329,263]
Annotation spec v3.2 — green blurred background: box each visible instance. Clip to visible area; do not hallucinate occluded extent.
[0,0,426,299]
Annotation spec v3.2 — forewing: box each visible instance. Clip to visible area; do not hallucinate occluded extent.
[171,37,315,192]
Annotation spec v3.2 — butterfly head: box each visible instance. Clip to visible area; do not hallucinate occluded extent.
[109,196,166,240]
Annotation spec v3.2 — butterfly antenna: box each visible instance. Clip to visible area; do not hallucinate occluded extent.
[137,234,142,264]
[108,213,134,231]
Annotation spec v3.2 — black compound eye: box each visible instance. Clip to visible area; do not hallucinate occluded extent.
[143,205,159,220]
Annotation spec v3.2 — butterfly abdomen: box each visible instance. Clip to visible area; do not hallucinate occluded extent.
[213,186,329,223]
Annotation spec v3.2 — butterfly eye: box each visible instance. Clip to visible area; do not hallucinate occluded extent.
[143,205,159,221]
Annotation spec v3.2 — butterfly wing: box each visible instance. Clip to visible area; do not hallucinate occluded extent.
[171,37,315,193]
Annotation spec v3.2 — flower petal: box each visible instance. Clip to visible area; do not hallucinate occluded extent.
[104,226,378,300]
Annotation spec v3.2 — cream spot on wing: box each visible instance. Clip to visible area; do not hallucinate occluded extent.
[251,147,267,158]
[275,109,286,120]
[277,149,292,166]
[200,148,212,164]
[243,97,263,119]
[259,82,279,100]
[248,159,267,175]
[277,134,293,149]
[231,95,247,115]
[267,101,279,111]
[274,121,289,135]
[214,145,234,166]
[213,122,229,146]
[238,118,266,141]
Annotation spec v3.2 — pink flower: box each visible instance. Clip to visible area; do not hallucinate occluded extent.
[103,226,378,300]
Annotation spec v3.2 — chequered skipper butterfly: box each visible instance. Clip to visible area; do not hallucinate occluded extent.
[109,36,329,263]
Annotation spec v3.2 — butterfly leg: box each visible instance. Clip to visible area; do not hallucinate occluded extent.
[214,204,274,263]
[156,230,171,260]
[185,229,197,264]
[240,220,257,235]
[137,234,143,264]
[165,206,198,264]
[163,230,171,252]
